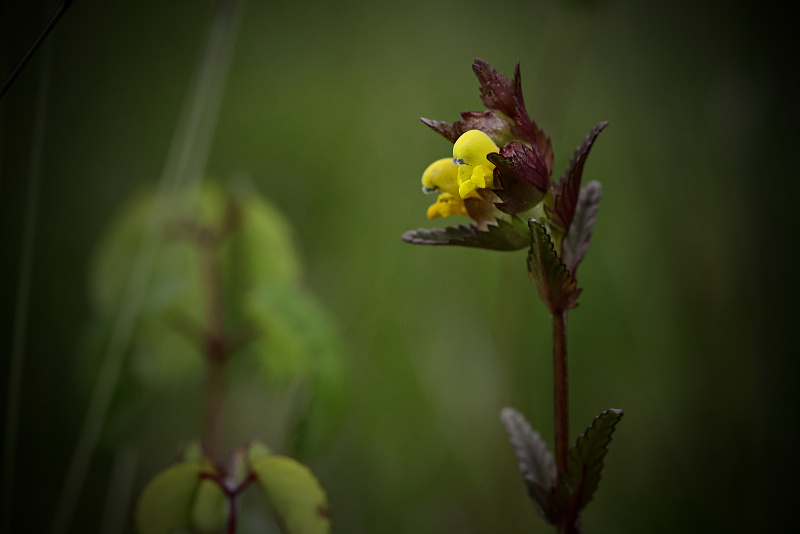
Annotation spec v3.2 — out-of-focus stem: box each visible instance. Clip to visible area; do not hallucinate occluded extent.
[48,1,244,532]
[200,239,227,463]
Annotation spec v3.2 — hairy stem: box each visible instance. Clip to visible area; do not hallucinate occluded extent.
[554,310,580,534]
[552,311,569,476]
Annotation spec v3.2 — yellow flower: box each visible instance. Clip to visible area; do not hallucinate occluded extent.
[426,192,468,219]
[421,158,469,219]
[422,158,460,196]
[452,130,499,198]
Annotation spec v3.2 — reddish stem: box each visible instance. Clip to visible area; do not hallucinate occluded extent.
[552,311,569,477]
[198,232,227,463]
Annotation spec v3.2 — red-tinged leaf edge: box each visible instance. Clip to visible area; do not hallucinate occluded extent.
[501,407,557,523]
[472,58,554,174]
[420,111,513,146]
[402,216,530,251]
[562,181,602,275]
[547,122,609,232]
[472,58,518,119]
[555,409,624,525]
[527,219,581,313]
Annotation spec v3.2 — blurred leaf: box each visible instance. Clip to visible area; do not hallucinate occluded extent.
[248,439,272,464]
[222,185,302,306]
[245,285,349,456]
[135,462,202,534]
[547,122,608,232]
[129,314,204,391]
[500,407,557,522]
[402,216,529,250]
[556,409,624,518]
[81,181,316,441]
[527,219,581,313]
[190,478,227,534]
[251,455,331,534]
[562,181,602,275]
[182,440,204,462]
[88,190,199,317]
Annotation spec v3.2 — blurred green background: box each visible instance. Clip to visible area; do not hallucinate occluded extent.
[1,0,797,532]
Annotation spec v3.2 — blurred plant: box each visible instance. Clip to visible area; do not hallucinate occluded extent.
[404,58,622,533]
[84,182,342,533]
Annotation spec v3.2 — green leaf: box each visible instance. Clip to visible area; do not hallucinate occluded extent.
[527,219,581,313]
[181,440,204,462]
[547,122,608,232]
[135,462,202,534]
[248,439,272,464]
[402,216,530,251]
[190,478,227,534]
[562,181,602,276]
[500,407,557,523]
[251,455,331,534]
[557,409,624,519]
[222,185,302,297]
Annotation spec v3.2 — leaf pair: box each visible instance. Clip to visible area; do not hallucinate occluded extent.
[501,408,623,527]
[135,440,330,534]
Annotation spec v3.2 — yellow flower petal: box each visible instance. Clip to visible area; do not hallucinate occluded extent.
[452,130,499,168]
[427,192,468,219]
[421,158,459,197]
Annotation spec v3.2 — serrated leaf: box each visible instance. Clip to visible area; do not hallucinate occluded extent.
[472,58,519,119]
[135,462,202,534]
[421,111,513,146]
[471,58,553,171]
[527,219,581,313]
[251,455,331,534]
[562,181,602,275]
[501,407,557,523]
[557,409,624,519]
[488,142,549,215]
[402,216,529,251]
[248,439,272,464]
[547,122,608,232]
